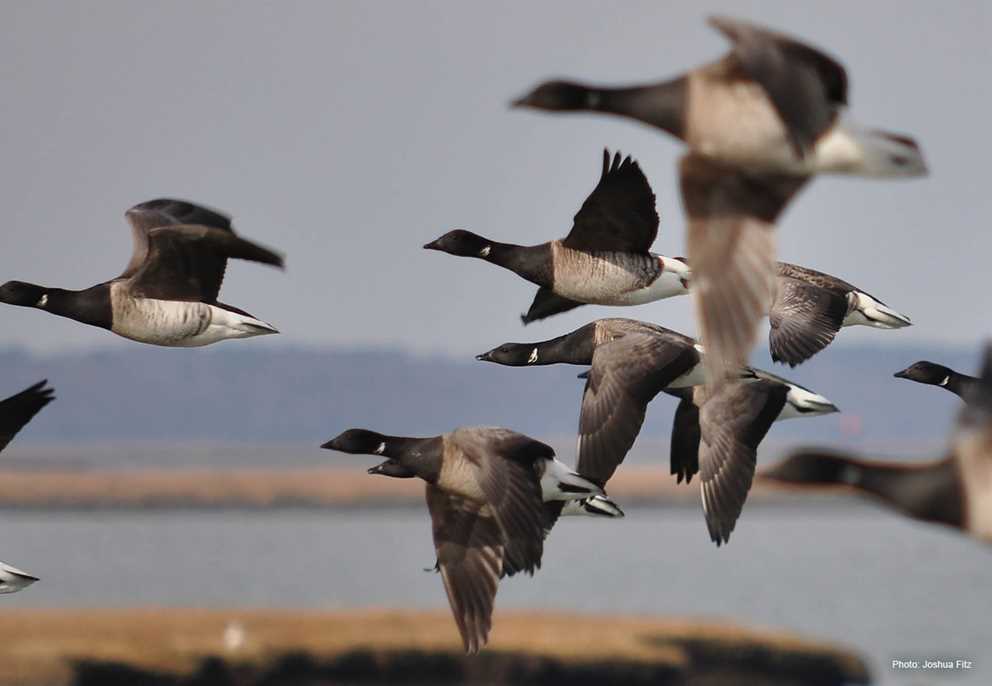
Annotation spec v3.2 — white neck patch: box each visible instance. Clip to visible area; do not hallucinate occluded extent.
[478,246,491,257]
[37,294,48,308]
[528,347,539,364]
[940,376,950,387]
[375,442,386,455]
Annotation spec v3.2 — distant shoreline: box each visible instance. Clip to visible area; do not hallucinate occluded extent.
[0,466,847,510]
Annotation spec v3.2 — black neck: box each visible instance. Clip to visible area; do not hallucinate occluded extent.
[533,323,597,366]
[44,285,112,330]
[379,435,443,484]
[848,459,963,528]
[481,241,552,288]
[587,77,686,139]
[944,372,980,400]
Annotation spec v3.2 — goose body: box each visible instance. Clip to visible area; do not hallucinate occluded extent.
[514,16,926,178]
[321,426,604,654]
[770,262,911,366]
[424,151,688,317]
[761,345,992,542]
[665,371,837,544]
[0,561,39,594]
[0,199,282,347]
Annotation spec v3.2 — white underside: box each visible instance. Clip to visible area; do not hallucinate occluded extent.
[812,119,927,177]
[112,298,278,347]
[606,267,689,306]
[777,383,837,421]
[669,360,707,389]
[841,292,912,330]
[540,458,604,501]
[559,495,625,518]
[0,560,37,594]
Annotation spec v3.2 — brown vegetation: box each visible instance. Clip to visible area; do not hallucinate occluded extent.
[0,608,869,686]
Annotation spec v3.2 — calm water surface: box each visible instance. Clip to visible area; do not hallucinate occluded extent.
[1,504,987,686]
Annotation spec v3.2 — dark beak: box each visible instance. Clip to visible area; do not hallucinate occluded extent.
[423,239,440,250]
[320,438,337,450]
[893,368,910,379]
[509,94,529,108]
[475,351,493,362]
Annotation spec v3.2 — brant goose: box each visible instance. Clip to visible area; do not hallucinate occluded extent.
[425,151,689,316]
[477,319,835,489]
[513,16,926,178]
[0,199,283,347]
[761,345,992,542]
[0,561,39,594]
[895,361,978,401]
[321,426,604,654]
[665,371,838,544]
[771,262,911,366]
[0,380,55,454]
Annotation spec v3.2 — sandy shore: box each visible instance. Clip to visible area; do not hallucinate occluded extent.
[0,608,870,686]
[0,466,828,509]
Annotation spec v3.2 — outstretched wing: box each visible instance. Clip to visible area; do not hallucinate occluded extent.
[521,287,585,325]
[126,224,283,303]
[122,199,233,279]
[769,277,848,366]
[426,485,503,655]
[577,332,698,486]
[563,149,659,254]
[0,381,55,453]
[699,379,787,545]
[710,16,847,157]
[681,154,807,387]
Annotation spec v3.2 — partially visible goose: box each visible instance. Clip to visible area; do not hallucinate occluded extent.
[0,199,283,347]
[760,345,992,542]
[321,426,604,654]
[0,561,39,594]
[0,380,55,454]
[665,371,838,545]
[425,150,689,316]
[770,262,911,366]
[895,361,978,401]
[513,16,927,178]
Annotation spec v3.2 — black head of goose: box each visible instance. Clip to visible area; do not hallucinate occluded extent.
[895,361,978,401]
[0,380,55,454]
[770,262,911,366]
[762,344,992,542]
[321,426,604,654]
[0,199,284,347]
[513,16,926,178]
[664,371,837,545]
[424,150,689,314]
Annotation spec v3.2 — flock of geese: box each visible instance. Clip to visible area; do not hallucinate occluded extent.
[0,16,986,655]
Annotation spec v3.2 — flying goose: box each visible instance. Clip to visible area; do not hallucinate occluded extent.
[424,150,689,317]
[0,199,283,347]
[513,16,927,178]
[476,318,835,489]
[0,380,54,454]
[770,262,911,366]
[895,361,978,401]
[665,371,838,545]
[321,426,605,654]
[0,561,39,594]
[760,344,992,542]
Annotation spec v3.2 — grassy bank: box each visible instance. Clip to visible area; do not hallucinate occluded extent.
[0,608,870,686]
[0,466,826,509]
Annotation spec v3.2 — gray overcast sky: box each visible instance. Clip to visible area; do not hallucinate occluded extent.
[0,1,988,356]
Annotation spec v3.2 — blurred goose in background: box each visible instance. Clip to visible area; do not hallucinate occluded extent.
[321,426,605,654]
[770,262,911,366]
[476,318,835,491]
[0,561,39,594]
[0,380,54,454]
[665,370,838,545]
[761,345,992,542]
[425,150,689,320]
[895,361,978,401]
[513,16,926,179]
[0,199,283,347]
